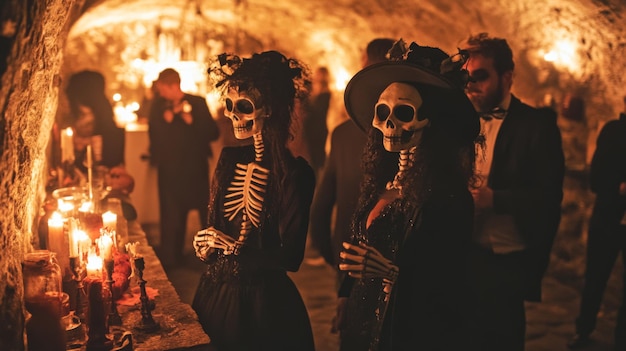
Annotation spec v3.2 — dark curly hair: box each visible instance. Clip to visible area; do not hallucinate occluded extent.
[354,82,478,223]
[464,33,514,75]
[209,50,311,182]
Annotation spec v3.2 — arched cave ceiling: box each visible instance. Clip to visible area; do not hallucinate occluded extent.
[64,0,626,121]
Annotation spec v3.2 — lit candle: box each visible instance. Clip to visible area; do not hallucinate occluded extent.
[102,211,117,231]
[60,127,75,163]
[98,234,114,261]
[86,253,103,278]
[78,201,94,213]
[47,212,70,277]
[70,229,88,258]
[57,199,74,214]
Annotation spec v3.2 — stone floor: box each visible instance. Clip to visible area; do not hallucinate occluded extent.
[142,222,622,351]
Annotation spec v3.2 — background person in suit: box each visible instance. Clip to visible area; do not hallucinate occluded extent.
[568,96,626,351]
[307,38,395,273]
[461,33,565,351]
[148,68,220,267]
[301,66,331,176]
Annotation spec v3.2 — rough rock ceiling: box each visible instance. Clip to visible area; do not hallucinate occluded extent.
[65,0,626,120]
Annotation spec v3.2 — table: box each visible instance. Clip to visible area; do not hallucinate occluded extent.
[67,220,212,351]
[117,221,211,351]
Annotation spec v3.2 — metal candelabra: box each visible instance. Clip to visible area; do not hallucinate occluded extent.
[104,259,122,326]
[69,256,86,320]
[133,256,159,332]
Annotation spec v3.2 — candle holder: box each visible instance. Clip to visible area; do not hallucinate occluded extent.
[133,257,159,332]
[104,259,122,326]
[85,279,113,351]
[69,256,86,320]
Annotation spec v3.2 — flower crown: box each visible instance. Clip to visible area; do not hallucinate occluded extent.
[207,51,311,105]
[386,39,470,90]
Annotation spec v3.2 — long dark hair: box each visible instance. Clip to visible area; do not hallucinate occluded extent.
[212,51,311,183]
[65,70,117,133]
[354,83,478,222]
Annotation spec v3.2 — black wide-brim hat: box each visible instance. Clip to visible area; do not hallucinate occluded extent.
[344,48,480,146]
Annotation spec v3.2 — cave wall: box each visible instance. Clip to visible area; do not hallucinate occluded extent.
[0,1,84,350]
[66,0,626,123]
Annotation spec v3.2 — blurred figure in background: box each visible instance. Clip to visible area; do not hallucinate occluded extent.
[301,66,331,176]
[307,38,394,274]
[148,68,220,267]
[64,70,125,173]
[568,96,626,351]
[558,93,588,171]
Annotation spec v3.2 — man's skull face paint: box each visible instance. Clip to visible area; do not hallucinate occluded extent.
[224,88,267,139]
[373,82,428,152]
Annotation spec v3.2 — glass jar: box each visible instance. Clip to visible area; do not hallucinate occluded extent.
[22,250,66,351]
[52,186,89,216]
[23,250,63,309]
[106,197,129,252]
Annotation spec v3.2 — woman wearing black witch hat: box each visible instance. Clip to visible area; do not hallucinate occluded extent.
[333,40,481,351]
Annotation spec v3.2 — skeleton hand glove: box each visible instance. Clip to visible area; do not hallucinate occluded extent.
[339,242,399,292]
[194,227,240,261]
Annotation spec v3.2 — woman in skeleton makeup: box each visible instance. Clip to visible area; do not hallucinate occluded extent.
[333,40,481,351]
[191,51,315,351]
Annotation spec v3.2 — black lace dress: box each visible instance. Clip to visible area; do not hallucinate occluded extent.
[339,190,473,351]
[192,145,316,351]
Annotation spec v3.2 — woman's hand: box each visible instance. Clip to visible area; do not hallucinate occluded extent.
[339,242,399,289]
[193,227,238,260]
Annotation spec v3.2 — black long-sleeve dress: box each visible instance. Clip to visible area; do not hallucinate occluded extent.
[192,145,316,351]
[339,188,474,351]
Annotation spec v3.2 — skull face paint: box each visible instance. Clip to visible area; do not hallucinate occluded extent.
[372,82,429,152]
[224,88,268,139]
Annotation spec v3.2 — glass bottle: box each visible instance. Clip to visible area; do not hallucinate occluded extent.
[22,250,66,351]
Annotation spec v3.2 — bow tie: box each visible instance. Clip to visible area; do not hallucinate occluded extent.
[480,107,507,121]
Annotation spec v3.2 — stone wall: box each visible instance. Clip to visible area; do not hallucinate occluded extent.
[0,1,84,350]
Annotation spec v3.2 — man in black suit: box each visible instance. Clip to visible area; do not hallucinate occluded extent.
[568,96,626,350]
[149,68,220,268]
[461,33,565,351]
[307,38,394,273]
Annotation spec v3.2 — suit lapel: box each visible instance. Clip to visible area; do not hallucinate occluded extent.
[489,95,522,185]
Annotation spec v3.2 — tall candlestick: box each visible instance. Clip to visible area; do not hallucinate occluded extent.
[61,127,75,163]
[86,144,93,169]
[47,212,70,278]
[104,259,122,326]
[86,144,93,201]
[134,256,159,332]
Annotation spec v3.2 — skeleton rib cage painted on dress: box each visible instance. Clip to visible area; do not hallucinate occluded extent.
[223,133,269,253]
[201,144,282,283]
